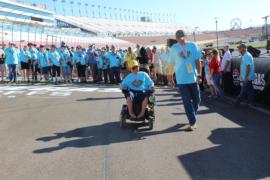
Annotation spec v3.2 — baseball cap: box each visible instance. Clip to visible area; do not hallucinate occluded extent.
[237,43,247,49]
[176,30,185,40]
[131,60,139,68]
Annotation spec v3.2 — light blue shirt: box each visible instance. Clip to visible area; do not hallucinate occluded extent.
[48,50,60,66]
[169,42,202,84]
[121,72,154,92]
[106,51,120,68]
[240,52,255,81]
[28,47,38,60]
[97,56,105,69]
[37,51,50,68]
[4,47,19,65]
[19,49,30,63]
[118,51,126,65]
[73,51,87,65]
[59,50,70,67]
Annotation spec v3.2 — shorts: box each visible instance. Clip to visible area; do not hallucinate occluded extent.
[42,66,51,75]
[0,63,6,70]
[21,62,30,70]
[76,63,86,78]
[52,65,61,77]
[206,74,214,85]
[31,62,40,73]
[125,90,148,104]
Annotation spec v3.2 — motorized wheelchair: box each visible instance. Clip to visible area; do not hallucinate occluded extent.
[120,89,156,130]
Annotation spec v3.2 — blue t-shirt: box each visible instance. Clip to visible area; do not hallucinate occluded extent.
[19,49,30,63]
[59,50,70,67]
[106,51,120,68]
[118,51,126,65]
[48,51,60,66]
[121,72,154,92]
[97,56,105,69]
[169,42,202,84]
[4,47,19,65]
[240,52,255,81]
[28,47,38,60]
[37,51,50,68]
[73,51,87,65]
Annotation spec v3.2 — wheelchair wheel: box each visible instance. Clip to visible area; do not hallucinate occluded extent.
[120,105,128,128]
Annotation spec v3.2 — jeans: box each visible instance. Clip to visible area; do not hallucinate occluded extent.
[109,67,120,84]
[8,64,17,82]
[222,72,233,95]
[236,81,255,105]
[178,83,201,126]
[213,74,225,99]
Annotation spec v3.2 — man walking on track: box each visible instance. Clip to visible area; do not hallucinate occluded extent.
[168,30,203,131]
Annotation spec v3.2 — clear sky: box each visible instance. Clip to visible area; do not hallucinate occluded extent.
[16,0,270,31]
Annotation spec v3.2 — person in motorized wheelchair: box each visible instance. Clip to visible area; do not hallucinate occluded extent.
[121,60,155,126]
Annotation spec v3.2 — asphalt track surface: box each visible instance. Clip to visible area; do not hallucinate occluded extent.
[0,84,270,180]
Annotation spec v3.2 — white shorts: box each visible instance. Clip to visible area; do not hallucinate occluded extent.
[206,74,214,85]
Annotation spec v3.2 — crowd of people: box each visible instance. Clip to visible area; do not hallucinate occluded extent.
[0,29,256,131]
[0,42,171,85]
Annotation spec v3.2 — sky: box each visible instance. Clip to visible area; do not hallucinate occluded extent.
[15,0,270,31]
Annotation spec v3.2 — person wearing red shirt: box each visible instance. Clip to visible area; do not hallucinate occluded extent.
[209,49,226,100]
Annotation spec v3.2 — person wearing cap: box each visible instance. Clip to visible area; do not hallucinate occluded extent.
[168,30,203,131]
[4,42,19,83]
[125,47,137,72]
[28,43,39,82]
[48,45,61,84]
[59,46,72,83]
[121,60,154,119]
[37,45,51,82]
[235,44,255,106]
[19,45,31,82]
[73,45,87,83]
[106,45,121,84]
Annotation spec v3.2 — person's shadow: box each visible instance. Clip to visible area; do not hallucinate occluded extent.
[33,122,187,154]
[178,99,270,179]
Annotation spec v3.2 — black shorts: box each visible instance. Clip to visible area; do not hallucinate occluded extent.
[76,63,86,78]
[52,65,61,77]
[31,63,40,73]
[125,90,148,104]
[21,62,30,70]
[42,66,51,75]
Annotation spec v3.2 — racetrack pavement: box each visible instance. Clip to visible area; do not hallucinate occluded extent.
[0,85,270,180]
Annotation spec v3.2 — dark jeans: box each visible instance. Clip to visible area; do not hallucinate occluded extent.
[236,81,255,105]
[109,67,120,84]
[178,83,201,126]
[222,72,233,95]
[8,64,17,82]
[98,69,109,83]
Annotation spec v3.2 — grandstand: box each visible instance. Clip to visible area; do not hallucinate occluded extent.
[56,15,191,37]
[1,0,265,49]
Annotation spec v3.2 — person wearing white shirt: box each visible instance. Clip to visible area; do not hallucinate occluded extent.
[221,45,232,95]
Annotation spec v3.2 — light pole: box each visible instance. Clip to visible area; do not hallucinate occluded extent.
[215,17,219,49]
[85,3,89,17]
[78,2,82,17]
[70,1,74,16]
[52,0,57,14]
[61,0,66,16]
[193,26,199,42]
[262,15,270,51]
[92,4,95,18]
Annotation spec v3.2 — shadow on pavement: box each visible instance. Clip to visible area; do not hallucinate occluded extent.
[33,123,187,154]
[177,95,270,179]
[77,97,124,101]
